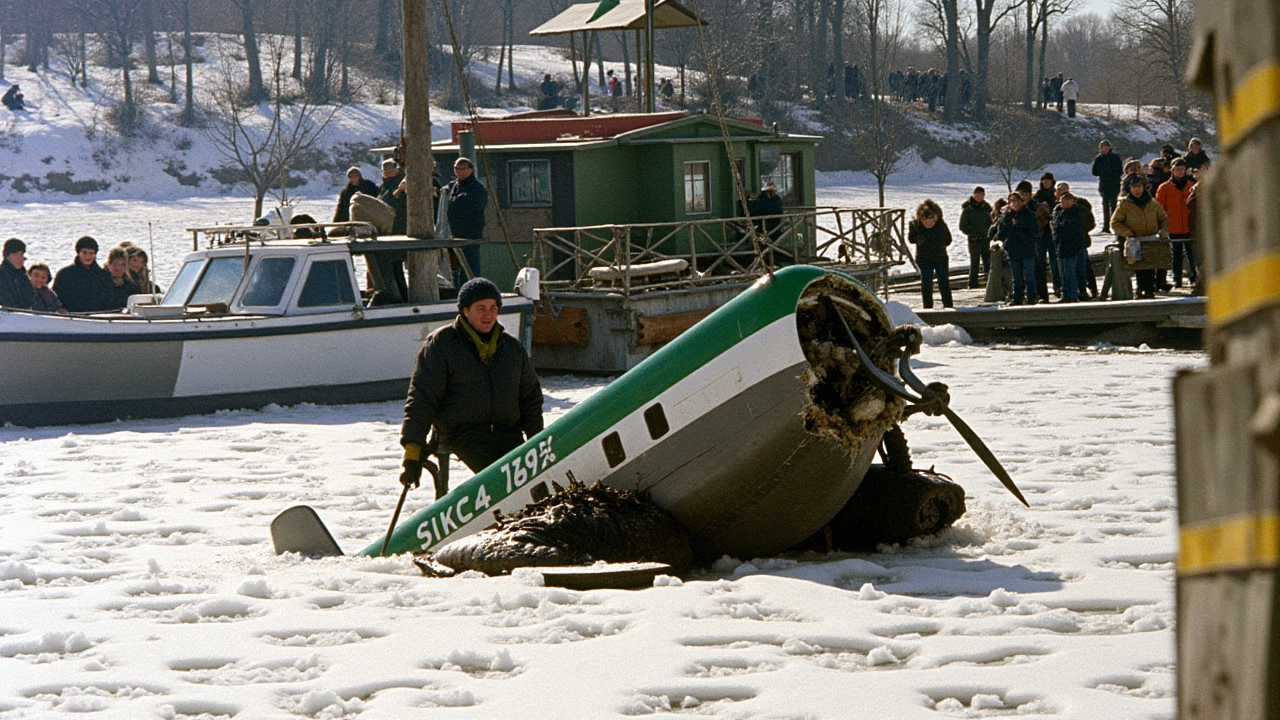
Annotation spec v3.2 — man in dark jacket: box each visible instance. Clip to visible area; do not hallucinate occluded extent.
[53,236,114,313]
[0,238,35,309]
[1051,193,1088,303]
[1055,181,1098,299]
[958,187,993,288]
[446,157,489,280]
[378,159,408,235]
[1183,138,1210,171]
[399,278,543,495]
[996,193,1039,305]
[1091,140,1123,233]
[333,166,379,224]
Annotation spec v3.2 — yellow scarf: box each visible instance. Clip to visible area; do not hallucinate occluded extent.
[458,317,502,364]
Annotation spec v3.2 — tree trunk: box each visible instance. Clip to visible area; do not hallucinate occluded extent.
[375,0,392,58]
[81,31,89,87]
[943,0,960,121]
[340,32,349,98]
[1,22,6,83]
[973,0,993,121]
[831,0,845,85]
[815,0,830,100]
[144,0,160,84]
[505,3,515,91]
[292,2,303,80]
[238,1,266,103]
[403,0,439,302]
[182,0,193,124]
[1022,0,1034,109]
[1037,0,1048,107]
[594,32,605,90]
[495,40,506,94]
[568,33,581,92]
[621,32,632,96]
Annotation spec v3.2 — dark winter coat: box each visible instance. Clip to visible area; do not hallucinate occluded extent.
[996,206,1039,261]
[333,178,380,223]
[108,275,140,311]
[0,261,35,309]
[446,174,490,240]
[752,190,784,217]
[53,261,114,313]
[32,286,62,313]
[1091,151,1123,192]
[1076,196,1097,240]
[378,173,408,235]
[401,317,544,449]
[958,198,993,241]
[1033,186,1056,208]
[907,219,952,263]
[1052,203,1088,257]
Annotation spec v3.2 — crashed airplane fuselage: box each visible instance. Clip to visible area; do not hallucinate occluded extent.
[367,265,912,559]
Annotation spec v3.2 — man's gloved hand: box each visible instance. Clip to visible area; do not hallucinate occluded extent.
[400,444,424,489]
[399,444,440,490]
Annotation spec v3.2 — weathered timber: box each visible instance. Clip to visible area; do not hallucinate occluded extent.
[635,309,713,345]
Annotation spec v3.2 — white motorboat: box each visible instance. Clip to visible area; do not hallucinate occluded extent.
[0,222,534,426]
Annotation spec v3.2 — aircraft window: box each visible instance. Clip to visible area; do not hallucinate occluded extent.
[240,257,296,307]
[298,260,356,307]
[186,257,247,307]
[602,431,626,468]
[644,403,669,440]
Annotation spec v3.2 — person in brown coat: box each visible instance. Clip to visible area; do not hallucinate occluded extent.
[1111,174,1169,299]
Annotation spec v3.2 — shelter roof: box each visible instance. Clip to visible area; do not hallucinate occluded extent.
[530,0,707,35]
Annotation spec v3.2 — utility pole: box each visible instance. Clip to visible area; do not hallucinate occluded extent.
[402,0,440,301]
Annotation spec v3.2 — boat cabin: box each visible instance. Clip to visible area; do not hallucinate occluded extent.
[157,221,469,317]
[379,110,820,289]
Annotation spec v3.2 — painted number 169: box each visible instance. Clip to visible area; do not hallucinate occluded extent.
[500,437,556,493]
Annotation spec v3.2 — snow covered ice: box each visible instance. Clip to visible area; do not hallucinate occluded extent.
[0,340,1195,718]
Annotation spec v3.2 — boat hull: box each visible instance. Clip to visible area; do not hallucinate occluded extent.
[0,304,532,426]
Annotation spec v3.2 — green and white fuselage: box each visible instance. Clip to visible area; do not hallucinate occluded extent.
[364,265,893,559]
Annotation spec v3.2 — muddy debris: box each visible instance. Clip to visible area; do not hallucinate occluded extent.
[414,480,693,577]
[796,277,907,446]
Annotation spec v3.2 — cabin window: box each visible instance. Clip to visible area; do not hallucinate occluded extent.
[684,161,710,214]
[602,431,626,468]
[508,159,552,206]
[240,257,297,307]
[297,260,356,307]
[186,257,247,307]
[161,260,205,306]
[759,149,799,205]
[644,403,669,440]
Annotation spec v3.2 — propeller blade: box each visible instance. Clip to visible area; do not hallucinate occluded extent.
[940,405,1029,507]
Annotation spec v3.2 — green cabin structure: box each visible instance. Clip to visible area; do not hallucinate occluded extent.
[386,109,819,290]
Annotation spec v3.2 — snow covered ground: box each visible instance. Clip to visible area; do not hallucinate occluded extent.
[0,220,1199,717]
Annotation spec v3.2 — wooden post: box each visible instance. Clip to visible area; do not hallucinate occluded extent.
[581,31,592,115]
[402,0,439,302]
[644,0,656,113]
[1176,1,1280,717]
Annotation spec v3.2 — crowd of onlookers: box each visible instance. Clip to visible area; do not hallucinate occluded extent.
[909,137,1211,308]
[0,236,161,314]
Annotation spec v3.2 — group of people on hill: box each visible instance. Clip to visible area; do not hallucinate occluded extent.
[887,67,974,112]
[910,136,1210,308]
[1038,73,1081,117]
[0,236,160,314]
[2,84,25,111]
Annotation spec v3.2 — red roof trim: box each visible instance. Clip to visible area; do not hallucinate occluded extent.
[451,111,690,144]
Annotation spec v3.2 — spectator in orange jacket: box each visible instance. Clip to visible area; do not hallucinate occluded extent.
[1155,158,1197,288]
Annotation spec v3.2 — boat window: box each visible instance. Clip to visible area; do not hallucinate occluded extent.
[644,403,669,440]
[297,260,356,307]
[240,257,297,307]
[186,257,247,307]
[760,149,799,206]
[161,260,204,306]
[602,431,626,468]
[508,159,552,206]
[684,161,710,214]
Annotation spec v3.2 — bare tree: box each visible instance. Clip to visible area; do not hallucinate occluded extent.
[850,0,909,205]
[80,0,145,132]
[181,0,195,124]
[1116,0,1193,118]
[203,36,343,218]
[977,106,1045,191]
[971,0,1017,120]
[228,0,267,103]
[142,0,159,84]
[54,30,90,87]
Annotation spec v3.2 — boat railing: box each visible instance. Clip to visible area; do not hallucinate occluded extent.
[184,221,380,250]
[528,207,910,298]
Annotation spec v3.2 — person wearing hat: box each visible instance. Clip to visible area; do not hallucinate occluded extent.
[445,157,489,283]
[332,166,379,224]
[1091,140,1123,233]
[0,238,35,310]
[53,236,114,313]
[378,158,408,234]
[1111,174,1169,299]
[1183,138,1210,172]
[398,277,543,495]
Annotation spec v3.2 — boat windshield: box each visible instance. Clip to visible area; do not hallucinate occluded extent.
[240,257,297,307]
[161,260,205,306]
[187,257,248,307]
